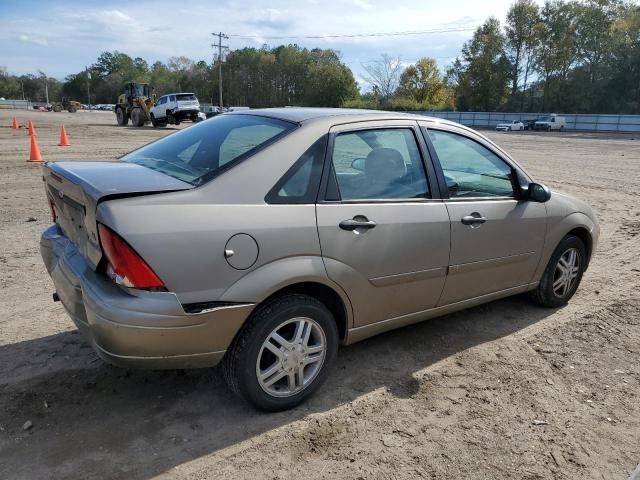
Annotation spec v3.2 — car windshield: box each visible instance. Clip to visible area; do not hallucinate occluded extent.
[177,94,197,101]
[122,114,295,185]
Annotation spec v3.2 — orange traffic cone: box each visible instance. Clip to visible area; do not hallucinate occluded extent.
[28,134,42,162]
[11,116,19,129]
[58,125,70,146]
[27,119,36,137]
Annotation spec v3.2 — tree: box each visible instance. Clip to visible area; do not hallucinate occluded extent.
[396,57,452,109]
[605,3,640,112]
[571,0,622,110]
[505,0,540,109]
[535,1,579,111]
[362,54,403,101]
[449,17,510,111]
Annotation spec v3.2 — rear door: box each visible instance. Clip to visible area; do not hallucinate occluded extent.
[421,124,547,305]
[316,121,450,327]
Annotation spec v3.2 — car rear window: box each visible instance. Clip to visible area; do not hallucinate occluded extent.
[177,94,197,101]
[122,114,295,185]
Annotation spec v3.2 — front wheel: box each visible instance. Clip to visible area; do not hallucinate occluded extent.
[530,235,586,308]
[223,294,339,411]
[116,107,128,126]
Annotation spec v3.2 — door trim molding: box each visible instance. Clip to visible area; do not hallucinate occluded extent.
[448,251,534,276]
[369,266,447,287]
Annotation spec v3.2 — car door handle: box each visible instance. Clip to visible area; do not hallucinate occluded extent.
[339,218,377,231]
[461,214,487,225]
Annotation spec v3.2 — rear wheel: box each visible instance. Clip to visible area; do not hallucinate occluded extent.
[67,106,77,113]
[223,293,339,411]
[116,107,128,126]
[150,113,158,127]
[530,235,586,308]
[53,105,62,112]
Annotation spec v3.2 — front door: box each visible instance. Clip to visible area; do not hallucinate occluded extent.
[316,122,450,327]
[424,127,547,305]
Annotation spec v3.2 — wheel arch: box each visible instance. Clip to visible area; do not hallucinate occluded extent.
[566,226,593,265]
[219,256,353,343]
[259,282,349,343]
[533,211,597,283]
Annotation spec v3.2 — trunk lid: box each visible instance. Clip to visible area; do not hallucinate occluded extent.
[43,161,192,270]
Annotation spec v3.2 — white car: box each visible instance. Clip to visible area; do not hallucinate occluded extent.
[150,93,201,127]
[496,120,524,131]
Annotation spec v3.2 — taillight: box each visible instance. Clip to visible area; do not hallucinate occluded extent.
[48,199,57,223]
[97,223,165,289]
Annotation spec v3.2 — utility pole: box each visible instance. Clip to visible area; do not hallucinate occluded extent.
[211,32,228,111]
[44,75,49,105]
[86,67,91,111]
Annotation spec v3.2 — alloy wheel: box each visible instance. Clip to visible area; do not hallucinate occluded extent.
[256,317,326,398]
[553,247,580,297]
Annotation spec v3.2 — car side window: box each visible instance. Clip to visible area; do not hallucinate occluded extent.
[330,128,429,201]
[169,95,176,102]
[265,135,327,204]
[426,129,516,198]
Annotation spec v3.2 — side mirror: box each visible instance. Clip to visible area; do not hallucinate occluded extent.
[528,182,551,202]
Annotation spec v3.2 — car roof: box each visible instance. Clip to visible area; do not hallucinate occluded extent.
[228,107,460,128]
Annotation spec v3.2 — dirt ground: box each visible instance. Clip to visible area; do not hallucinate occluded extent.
[0,109,639,480]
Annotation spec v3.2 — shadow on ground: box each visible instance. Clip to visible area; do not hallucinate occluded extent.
[0,295,555,479]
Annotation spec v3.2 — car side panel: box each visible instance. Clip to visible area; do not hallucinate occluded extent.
[97,202,325,305]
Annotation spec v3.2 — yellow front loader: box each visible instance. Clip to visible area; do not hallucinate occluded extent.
[51,97,81,113]
[114,82,156,127]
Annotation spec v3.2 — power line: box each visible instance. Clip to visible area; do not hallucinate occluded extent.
[228,26,475,40]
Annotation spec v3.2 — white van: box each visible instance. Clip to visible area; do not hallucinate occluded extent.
[534,115,566,131]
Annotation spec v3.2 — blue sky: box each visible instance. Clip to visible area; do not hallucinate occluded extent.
[0,0,543,86]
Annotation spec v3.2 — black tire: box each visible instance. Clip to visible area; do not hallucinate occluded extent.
[53,105,62,113]
[150,113,158,127]
[223,293,339,411]
[116,107,128,126]
[68,106,77,113]
[131,107,144,127]
[529,235,587,308]
[167,111,175,125]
